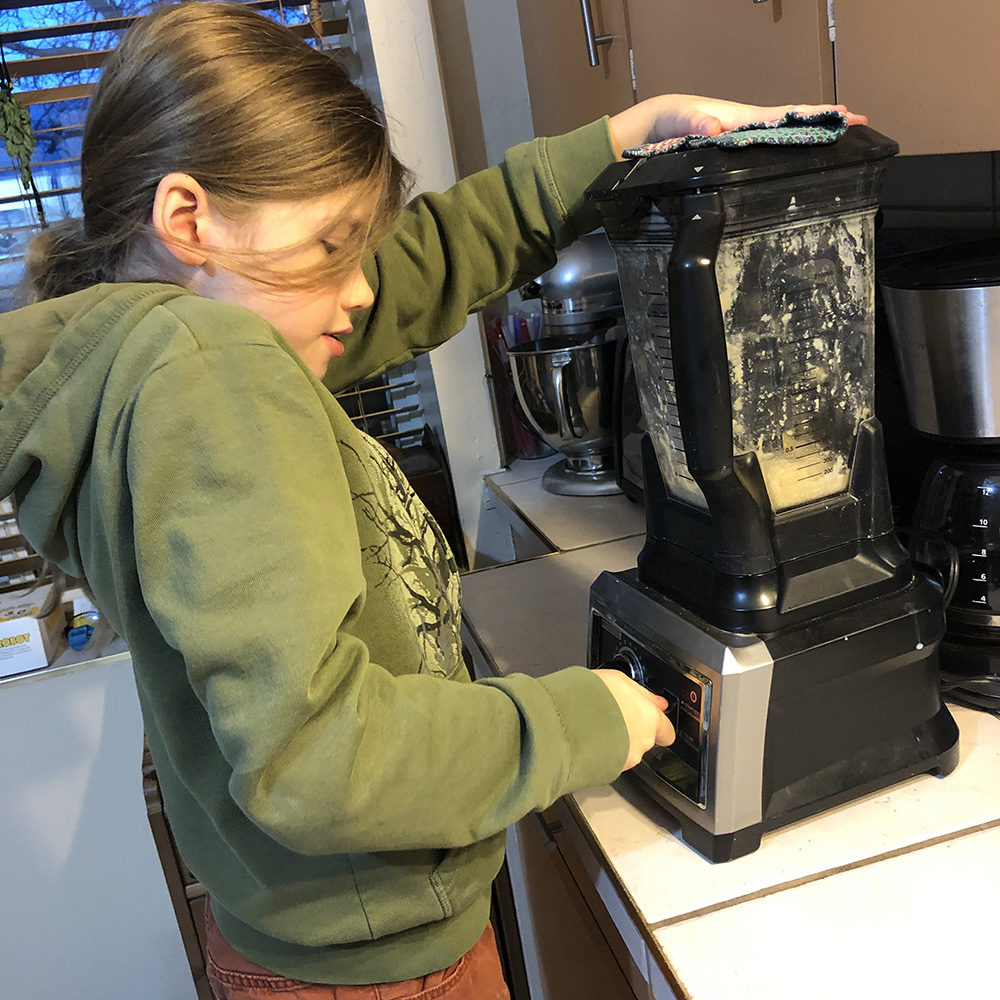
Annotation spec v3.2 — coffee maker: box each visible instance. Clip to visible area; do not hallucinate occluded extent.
[585,127,960,862]
[881,239,1000,712]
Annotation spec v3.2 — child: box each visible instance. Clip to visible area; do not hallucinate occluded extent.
[0,4,865,997]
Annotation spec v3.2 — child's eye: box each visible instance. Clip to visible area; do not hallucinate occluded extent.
[321,240,341,256]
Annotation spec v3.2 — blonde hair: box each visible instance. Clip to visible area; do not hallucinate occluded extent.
[28,1,408,299]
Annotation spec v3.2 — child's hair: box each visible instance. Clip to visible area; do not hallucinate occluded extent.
[28,1,409,300]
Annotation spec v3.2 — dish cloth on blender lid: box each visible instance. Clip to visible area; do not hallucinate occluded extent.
[623,110,849,158]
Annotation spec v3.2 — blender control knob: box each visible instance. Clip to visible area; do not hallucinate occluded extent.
[611,646,646,685]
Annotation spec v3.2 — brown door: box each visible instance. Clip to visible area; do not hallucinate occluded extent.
[835,0,1000,154]
[514,0,635,137]
[628,0,834,107]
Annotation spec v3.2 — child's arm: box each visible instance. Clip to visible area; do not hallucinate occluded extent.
[128,316,631,855]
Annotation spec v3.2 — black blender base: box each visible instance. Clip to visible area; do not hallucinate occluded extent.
[678,819,762,864]
[666,706,960,864]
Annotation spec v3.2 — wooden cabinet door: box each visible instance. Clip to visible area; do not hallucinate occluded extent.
[514,0,635,137]
[834,0,1000,154]
[628,0,834,107]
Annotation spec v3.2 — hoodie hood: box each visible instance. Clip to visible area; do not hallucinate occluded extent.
[0,283,192,575]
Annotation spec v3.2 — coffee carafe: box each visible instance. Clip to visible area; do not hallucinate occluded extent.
[584,127,959,862]
[881,239,1000,712]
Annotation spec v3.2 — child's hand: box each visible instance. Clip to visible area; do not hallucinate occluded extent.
[593,668,675,770]
[608,94,868,156]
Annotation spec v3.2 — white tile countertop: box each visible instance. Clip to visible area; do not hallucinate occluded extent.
[460,496,1000,999]
[653,824,1000,1000]
[485,459,645,553]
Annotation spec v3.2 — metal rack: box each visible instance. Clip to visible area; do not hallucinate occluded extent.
[0,494,44,593]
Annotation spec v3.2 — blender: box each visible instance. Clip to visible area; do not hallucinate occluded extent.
[585,126,960,862]
[881,238,1000,713]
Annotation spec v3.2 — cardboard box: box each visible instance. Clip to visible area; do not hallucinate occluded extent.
[0,584,65,680]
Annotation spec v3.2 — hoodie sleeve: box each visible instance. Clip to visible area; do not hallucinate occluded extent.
[323,117,617,392]
[127,332,628,856]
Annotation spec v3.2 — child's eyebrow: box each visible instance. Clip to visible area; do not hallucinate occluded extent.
[323,215,364,236]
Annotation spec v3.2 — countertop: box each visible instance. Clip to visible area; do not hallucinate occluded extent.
[487,459,645,553]
[462,465,1000,999]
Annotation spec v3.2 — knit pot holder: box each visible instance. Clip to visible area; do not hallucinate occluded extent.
[623,109,849,158]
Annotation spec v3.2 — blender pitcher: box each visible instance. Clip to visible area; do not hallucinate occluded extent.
[588,127,904,631]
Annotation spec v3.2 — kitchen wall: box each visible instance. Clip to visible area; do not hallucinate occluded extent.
[358,0,523,567]
[429,0,533,178]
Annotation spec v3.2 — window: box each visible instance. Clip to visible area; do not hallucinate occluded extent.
[0,1,351,311]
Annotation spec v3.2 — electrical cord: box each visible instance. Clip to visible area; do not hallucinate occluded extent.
[941,672,1000,715]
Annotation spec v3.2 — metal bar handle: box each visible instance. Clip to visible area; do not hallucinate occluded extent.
[550,352,578,440]
[579,0,613,67]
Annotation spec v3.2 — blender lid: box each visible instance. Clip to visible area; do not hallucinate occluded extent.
[586,124,898,200]
[878,236,1000,289]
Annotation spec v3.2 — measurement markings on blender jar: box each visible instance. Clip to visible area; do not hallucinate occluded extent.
[964,501,992,602]
[647,301,697,483]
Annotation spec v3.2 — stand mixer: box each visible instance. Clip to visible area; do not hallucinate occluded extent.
[584,126,960,862]
[508,233,624,496]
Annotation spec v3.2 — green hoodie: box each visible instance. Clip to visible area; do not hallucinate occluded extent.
[0,119,628,984]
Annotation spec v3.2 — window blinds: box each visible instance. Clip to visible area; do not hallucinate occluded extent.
[0,1,351,312]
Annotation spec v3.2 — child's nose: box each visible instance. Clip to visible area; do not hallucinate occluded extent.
[343,266,374,313]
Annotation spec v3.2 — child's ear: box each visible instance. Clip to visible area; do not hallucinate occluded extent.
[151,172,218,266]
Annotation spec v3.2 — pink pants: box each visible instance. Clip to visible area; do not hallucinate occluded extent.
[205,902,511,1000]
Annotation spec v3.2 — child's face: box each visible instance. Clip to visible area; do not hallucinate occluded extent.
[193,189,376,378]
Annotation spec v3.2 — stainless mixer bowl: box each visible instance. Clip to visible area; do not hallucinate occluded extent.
[508,333,619,487]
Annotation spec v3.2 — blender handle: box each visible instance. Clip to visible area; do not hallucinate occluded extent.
[666,190,776,572]
[667,192,732,475]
